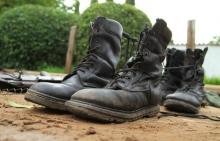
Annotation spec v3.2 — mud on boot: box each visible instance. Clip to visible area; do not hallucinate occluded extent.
[164,47,208,114]
[65,19,172,122]
[25,17,123,111]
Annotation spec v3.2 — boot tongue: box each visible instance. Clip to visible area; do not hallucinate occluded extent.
[120,19,171,74]
[194,47,208,65]
[151,19,172,46]
[135,19,171,59]
[108,19,172,90]
[151,19,166,34]
[128,20,170,72]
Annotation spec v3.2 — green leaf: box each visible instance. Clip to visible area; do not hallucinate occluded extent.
[6,99,33,109]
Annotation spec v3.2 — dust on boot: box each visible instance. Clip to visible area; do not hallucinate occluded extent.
[164,47,208,114]
[65,19,172,123]
[25,17,123,111]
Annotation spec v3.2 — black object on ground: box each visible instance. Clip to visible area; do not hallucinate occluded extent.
[0,70,63,93]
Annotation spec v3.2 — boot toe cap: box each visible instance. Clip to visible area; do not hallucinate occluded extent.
[166,92,201,107]
[29,82,78,100]
[70,88,148,111]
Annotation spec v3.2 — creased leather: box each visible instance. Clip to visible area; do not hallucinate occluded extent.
[71,19,172,111]
[165,48,208,110]
[28,17,123,100]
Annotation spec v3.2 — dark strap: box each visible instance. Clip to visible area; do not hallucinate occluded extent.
[123,32,138,61]
[0,88,28,93]
[158,111,220,121]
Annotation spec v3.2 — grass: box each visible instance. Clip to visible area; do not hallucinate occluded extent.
[205,76,220,85]
[38,66,65,73]
[38,64,77,74]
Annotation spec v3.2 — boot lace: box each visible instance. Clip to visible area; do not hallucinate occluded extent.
[161,65,194,82]
[163,63,203,94]
[75,46,98,72]
[63,23,99,80]
[179,67,204,93]
[108,26,154,92]
[181,50,206,90]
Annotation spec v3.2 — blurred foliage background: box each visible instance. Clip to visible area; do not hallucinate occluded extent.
[0,0,59,14]
[0,0,150,70]
[0,5,78,69]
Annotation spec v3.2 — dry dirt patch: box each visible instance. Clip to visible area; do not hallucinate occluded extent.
[0,93,220,141]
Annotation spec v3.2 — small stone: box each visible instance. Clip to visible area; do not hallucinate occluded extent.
[86,127,96,135]
[125,136,138,141]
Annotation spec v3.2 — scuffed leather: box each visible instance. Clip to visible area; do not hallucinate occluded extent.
[76,55,114,88]
[165,48,208,108]
[30,75,83,100]
[166,89,203,107]
[28,17,123,100]
[154,48,185,102]
[72,88,150,111]
[71,19,172,111]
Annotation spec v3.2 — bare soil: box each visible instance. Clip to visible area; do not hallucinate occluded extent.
[0,93,220,141]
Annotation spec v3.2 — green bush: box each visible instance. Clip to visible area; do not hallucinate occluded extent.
[0,0,60,14]
[205,76,220,85]
[76,2,151,68]
[0,5,78,70]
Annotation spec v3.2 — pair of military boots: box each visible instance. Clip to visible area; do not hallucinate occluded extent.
[25,17,206,123]
[157,47,208,114]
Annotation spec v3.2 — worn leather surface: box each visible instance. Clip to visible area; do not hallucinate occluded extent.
[71,19,172,111]
[28,17,123,100]
[72,88,150,111]
[30,75,83,100]
[154,48,185,101]
[165,48,208,107]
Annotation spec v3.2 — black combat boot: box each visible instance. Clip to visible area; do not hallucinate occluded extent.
[65,19,172,122]
[155,48,185,103]
[164,47,208,114]
[25,17,123,111]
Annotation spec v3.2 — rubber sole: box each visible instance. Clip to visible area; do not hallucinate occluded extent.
[164,99,199,114]
[25,89,67,111]
[65,100,160,123]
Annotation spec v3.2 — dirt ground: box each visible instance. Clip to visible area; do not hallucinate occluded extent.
[0,93,220,141]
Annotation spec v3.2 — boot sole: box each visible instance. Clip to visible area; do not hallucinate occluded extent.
[164,99,199,114]
[65,100,159,123]
[25,89,67,111]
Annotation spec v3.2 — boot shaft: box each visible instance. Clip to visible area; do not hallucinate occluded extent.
[183,47,208,85]
[89,17,123,69]
[133,19,172,75]
[64,17,123,88]
[151,19,172,53]
[158,47,207,101]
[164,48,185,80]
[108,19,172,91]
[163,47,208,82]
[161,48,185,82]
[138,19,172,58]
[156,48,185,101]
[164,48,208,113]
[91,17,123,39]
